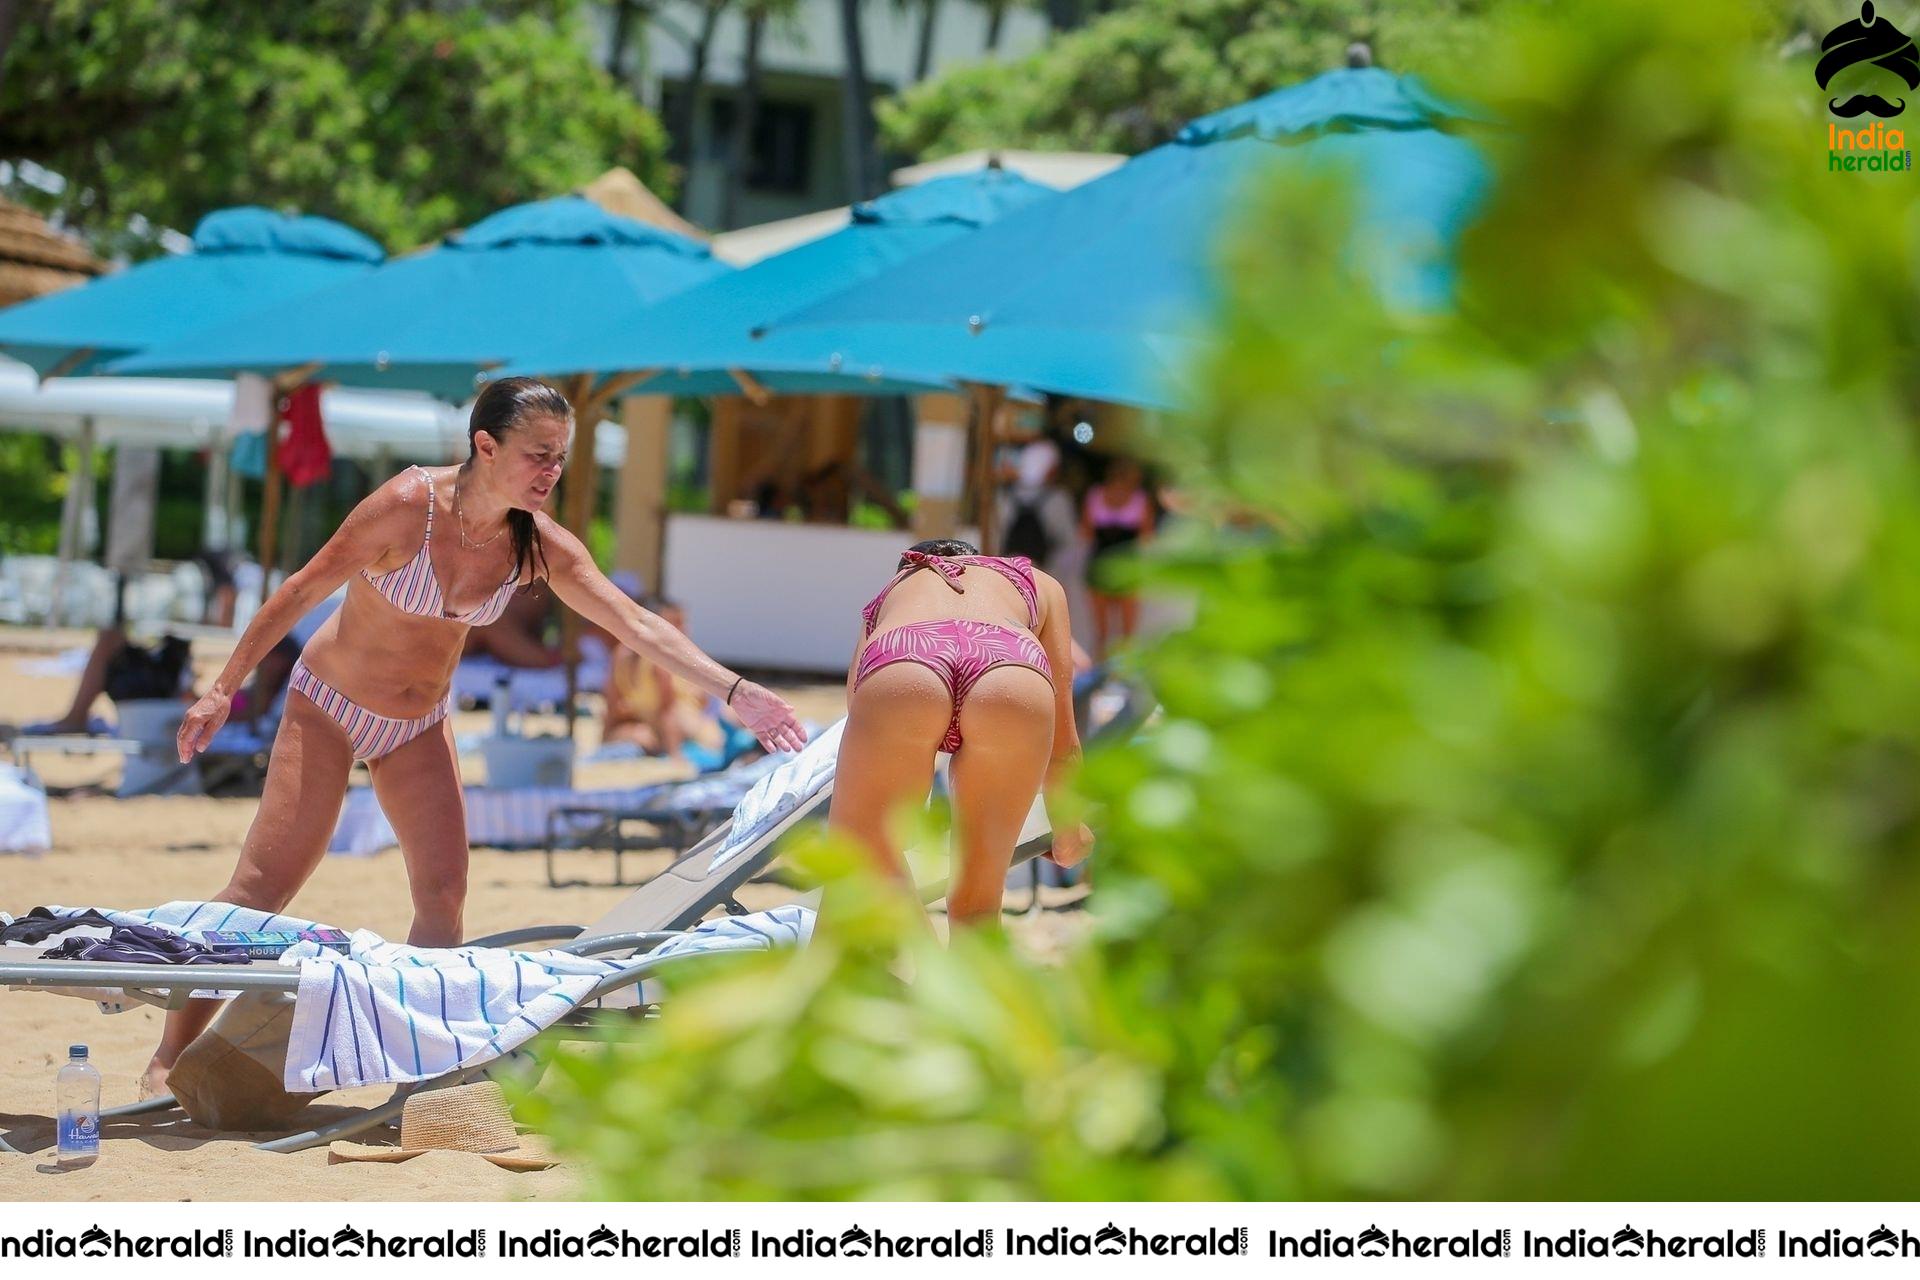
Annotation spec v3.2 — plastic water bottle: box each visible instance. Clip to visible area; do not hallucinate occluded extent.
[55,1044,101,1169]
[491,673,513,738]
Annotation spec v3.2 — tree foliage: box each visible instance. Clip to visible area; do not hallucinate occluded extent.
[0,1,672,253]
[877,0,1499,159]
[527,0,1920,1200]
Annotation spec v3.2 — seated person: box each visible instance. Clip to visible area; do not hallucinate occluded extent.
[462,581,562,668]
[601,599,753,766]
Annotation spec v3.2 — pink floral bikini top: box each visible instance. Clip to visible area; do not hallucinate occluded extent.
[362,466,518,625]
[861,550,1041,637]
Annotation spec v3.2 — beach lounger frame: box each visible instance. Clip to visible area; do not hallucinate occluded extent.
[1,685,1148,1156]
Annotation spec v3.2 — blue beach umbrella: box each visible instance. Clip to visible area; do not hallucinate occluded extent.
[0,207,383,379]
[754,68,1490,410]
[112,196,730,402]
[490,169,1059,398]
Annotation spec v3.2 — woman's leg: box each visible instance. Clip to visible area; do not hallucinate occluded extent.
[366,718,470,947]
[1116,592,1141,646]
[1088,590,1114,661]
[947,666,1054,930]
[827,663,947,892]
[144,694,355,1093]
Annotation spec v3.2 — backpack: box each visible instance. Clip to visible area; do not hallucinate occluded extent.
[1002,496,1054,564]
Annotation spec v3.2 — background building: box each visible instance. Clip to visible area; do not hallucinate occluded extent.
[588,1,1052,230]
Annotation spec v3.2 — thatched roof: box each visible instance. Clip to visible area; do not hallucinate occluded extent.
[0,196,105,306]
[579,167,708,243]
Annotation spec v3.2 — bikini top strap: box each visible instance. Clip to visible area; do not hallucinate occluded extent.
[979,554,1041,627]
[861,551,968,636]
[416,466,435,543]
[900,549,968,589]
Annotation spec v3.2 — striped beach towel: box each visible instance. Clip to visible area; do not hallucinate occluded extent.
[47,900,813,1091]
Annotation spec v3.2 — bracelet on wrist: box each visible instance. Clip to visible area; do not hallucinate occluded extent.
[726,675,745,705]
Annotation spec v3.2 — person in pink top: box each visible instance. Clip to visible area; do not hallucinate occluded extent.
[143,377,805,1096]
[830,539,1093,930]
[1081,457,1156,659]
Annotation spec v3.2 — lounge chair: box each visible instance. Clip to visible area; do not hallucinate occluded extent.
[1,689,1148,1155]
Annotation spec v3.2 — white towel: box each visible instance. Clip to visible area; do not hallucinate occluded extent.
[709,717,844,874]
[46,900,813,1090]
[229,372,274,434]
[281,905,814,1091]
[0,764,52,854]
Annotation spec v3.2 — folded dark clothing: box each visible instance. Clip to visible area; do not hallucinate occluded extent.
[40,923,245,966]
[1,907,114,946]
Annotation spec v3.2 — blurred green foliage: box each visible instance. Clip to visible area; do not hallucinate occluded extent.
[0,1,671,254]
[879,0,1502,159]
[530,0,1920,1198]
[0,435,74,555]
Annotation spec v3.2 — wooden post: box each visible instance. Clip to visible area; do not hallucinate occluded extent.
[709,396,744,513]
[257,407,284,582]
[911,391,967,540]
[968,383,1006,554]
[614,394,672,595]
[559,373,603,743]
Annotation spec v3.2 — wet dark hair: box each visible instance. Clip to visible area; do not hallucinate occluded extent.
[900,537,978,569]
[469,376,571,583]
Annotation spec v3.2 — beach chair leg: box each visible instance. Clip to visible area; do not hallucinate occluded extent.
[253,1069,488,1154]
[103,1093,179,1119]
[254,1086,420,1154]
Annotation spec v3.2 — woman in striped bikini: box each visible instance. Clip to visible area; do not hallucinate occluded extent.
[829,538,1093,930]
[143,377,805,1095]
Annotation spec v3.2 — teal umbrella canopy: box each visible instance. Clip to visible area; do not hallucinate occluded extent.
[755,68,1490,410]
[491,168,1058,398]
[0,207,383,378]
[112,196,729,401]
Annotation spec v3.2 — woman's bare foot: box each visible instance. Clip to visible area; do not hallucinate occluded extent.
[138,1059,171,1100]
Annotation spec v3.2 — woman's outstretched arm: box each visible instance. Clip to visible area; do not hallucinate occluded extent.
[537,515,807,753]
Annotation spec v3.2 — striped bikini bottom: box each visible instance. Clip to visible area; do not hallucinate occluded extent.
[853,619,1051,753]
[289,659,451,762]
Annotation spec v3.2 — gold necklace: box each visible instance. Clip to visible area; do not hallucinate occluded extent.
[454,472,508,550]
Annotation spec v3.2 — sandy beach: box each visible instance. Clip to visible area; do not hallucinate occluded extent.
[0,626,1085,1202]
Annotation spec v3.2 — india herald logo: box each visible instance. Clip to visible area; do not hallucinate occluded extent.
[1818,2,1920,118]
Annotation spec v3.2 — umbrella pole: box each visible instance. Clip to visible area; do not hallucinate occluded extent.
[51,415,95,630]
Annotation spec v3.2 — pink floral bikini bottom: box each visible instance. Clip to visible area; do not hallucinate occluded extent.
[853,620,1052,753]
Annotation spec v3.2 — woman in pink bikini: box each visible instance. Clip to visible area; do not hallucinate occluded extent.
[143,377,805,1094]
[830,538,1092,929]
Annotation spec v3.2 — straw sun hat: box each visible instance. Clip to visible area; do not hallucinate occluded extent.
[329,1081,558,1172]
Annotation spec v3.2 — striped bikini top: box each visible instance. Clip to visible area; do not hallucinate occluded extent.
[361,466,518,626]
[861,551,1041,636]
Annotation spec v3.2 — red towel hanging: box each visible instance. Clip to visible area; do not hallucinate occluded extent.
[276,383,333,488]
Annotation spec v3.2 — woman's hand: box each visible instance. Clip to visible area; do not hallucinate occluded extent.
[729,680,808,753]
[176,690,233,762]
[1050,822,1096,869]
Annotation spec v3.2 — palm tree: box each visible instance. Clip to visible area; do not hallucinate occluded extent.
[721,0,798,227]
[836,0,882,201]
[604,0,644,81]
[983,0,1012,51]
[910,0,940,82]
[666,1,733,178]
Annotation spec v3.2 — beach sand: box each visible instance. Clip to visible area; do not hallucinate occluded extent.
[0,626,1087,1201]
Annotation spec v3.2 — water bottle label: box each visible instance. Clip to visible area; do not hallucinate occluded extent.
[58,1109,99,1153]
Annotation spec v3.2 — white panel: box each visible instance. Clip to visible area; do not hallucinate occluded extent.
[663,513,909,672]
